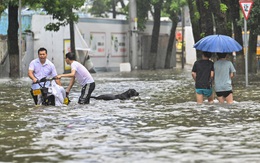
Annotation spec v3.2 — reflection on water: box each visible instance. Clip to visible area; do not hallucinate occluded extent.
[0,68,260,162]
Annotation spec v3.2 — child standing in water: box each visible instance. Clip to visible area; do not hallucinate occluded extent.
[214,53,236,104]
[192,52,214,104]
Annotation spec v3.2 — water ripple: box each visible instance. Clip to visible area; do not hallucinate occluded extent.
[0,70,260,162]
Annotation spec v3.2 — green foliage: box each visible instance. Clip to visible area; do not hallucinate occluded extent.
[45,22,66,32]
[0,0,12,14]
[89,0,109,17]
[200,32,205,38]
[136,0,150,31]
[0,5,6,15]
[247,0,260,35]
[192,0,196,6]
[220,3,228,14]
[30,0,85,31]
[162,0,186,19]
[204,1,209,9]
[89,0,128,18]
[150,0,160,5]
[194,11,200,21]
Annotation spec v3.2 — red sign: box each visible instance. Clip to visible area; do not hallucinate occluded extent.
[239,0,254,20]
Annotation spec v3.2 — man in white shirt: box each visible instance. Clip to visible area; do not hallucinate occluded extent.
[28,47,63,105]
[57,52,95,104]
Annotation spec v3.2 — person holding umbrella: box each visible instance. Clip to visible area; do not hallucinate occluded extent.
[194,34,242,104]
[214,53,236,104]
[192,52,214,104]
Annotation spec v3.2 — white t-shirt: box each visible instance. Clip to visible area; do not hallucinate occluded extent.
[71,61,94,86]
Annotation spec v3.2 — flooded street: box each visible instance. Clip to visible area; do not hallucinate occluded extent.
[0,67,260,162]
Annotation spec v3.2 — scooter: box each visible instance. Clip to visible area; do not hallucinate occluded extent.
[31,77,70,106]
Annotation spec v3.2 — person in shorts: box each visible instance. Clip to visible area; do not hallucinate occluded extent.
[192,52,214,104]
[214,53,236,104]
[57,52,95,104]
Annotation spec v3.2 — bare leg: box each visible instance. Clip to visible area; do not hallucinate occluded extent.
[225,93,234,104]
[196,93,203,104]
[207,93,214,104]
[217,96,225,104]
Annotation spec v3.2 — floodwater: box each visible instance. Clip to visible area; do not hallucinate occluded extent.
[0,67,260,163]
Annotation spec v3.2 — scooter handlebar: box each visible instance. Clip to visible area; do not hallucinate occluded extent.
[35,77,58,83]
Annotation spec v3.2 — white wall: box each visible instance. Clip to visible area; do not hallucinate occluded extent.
[185,26,197,65]
[28,15,173,73]
[31,15,90,74]
[31,15,68,74]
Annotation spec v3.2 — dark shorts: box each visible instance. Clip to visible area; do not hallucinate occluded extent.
[196,88,213,97]
[216,90,233,98]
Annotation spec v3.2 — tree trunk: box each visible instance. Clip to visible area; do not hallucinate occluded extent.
[118,0,125,8]
[209,0,228,35]
[225,0,244,74]
[69,18,76,58]
[247,0,260,74]
[112,0,116,19]
[187,0,202,60]
[187,0,200,43]
[195,0,214,60]
[196,0,213,36]
[149,1,162,69]
[165,13,178,69]
[248,30,258,73]
[8,3,19,78]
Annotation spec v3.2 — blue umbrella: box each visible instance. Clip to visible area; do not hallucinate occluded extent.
[194,34,242,53]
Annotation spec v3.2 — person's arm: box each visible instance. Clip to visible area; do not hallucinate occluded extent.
[66,77,75,94]
[57,69,76,78]
[192,72,196,81]
[230,62,236,79]
[28,70,38,83]
[191,62,197,81]
[230,72,234,78]
[210,70,214,79]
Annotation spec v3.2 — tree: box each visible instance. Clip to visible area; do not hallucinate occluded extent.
[188,0,245,69]
[28,0,85,55]
[136,0,150,31]
[0,0,7,14]
[8,1,19,78]
[163,0,184,69]
[149,0,164,69]
[223,0,244,74]
[187,0,202,58]
[196,0,214,37]
[0,0,20,78]
[89,0,127,18]
[209,0,229,35]
[187,0,215,59]
[247,0,260,73]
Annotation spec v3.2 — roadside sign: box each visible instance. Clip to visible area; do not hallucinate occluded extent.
[239,0,254,20]
[239,0,254,87]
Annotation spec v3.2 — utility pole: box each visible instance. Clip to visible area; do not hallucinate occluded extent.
[129,0,138,70]
[239,0,254,87]
[19,0,22,77]
[181,6,185,69]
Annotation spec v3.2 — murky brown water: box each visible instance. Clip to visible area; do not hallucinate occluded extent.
[0,67,260,162]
